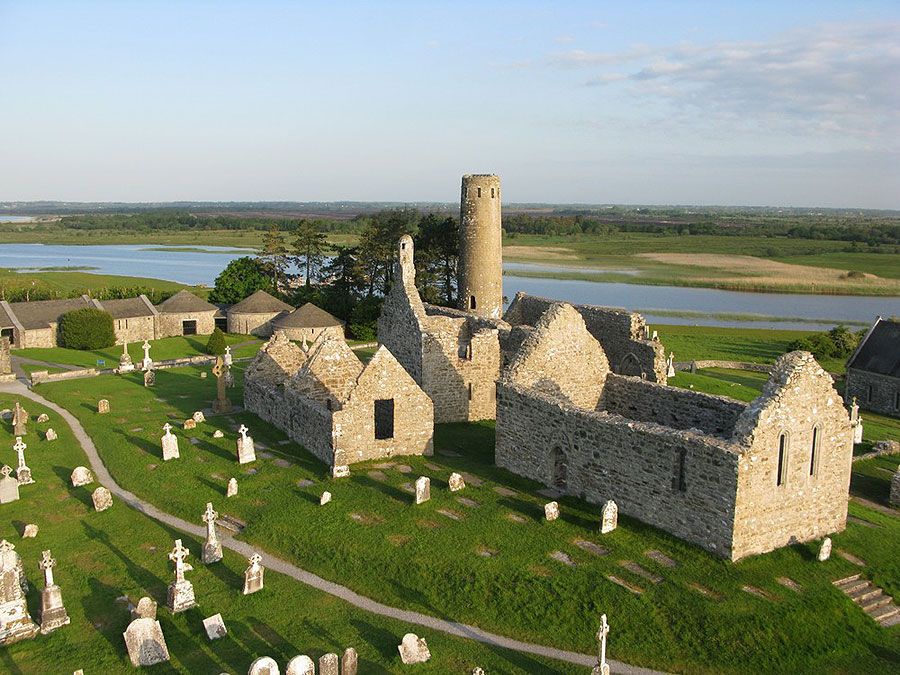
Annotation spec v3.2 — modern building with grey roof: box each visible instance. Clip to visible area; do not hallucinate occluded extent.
[845,316,900,418]
[227,289,293,337]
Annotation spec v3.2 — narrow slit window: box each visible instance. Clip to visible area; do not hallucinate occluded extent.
[809,427,819,477]
[477,187,482,198]
[776,433,788,486]
[867,385,873,403]
[894,390,899,410]
[491,187,495,198]
[467,382,473,401]
[470,295,477,310]
[374,399,394,440]
[672,448,687,492]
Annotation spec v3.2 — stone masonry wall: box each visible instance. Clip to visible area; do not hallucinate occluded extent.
[0,337,10,375]
[276,325,344,344]
[601,375,746,437]
[228,312,281,337]
[22,326,57,348]
[891,467,900,508]
[156,311,216,338]
[845,368,899,418]
[113,316,157,344]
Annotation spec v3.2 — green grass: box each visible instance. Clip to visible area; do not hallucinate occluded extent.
[0,267,201,299]
[774,252,900,280]
[34,367,900,674]
[851,455,899,506]
[0,393,572,674]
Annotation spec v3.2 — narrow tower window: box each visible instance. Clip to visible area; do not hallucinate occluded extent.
[491,187,495,198]
[809,427,819,477]
[477,187,482,198]
[672,448,687,492]
[776,433,788,486]
[866,385,873,403]
[467,382,473,401]
[894,390,899,410]
[470,295,477,310]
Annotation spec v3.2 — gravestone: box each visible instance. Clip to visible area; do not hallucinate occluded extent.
[117,341,135,373]
[22,524,37,538]
[123,596,170,667]
[225,366,235,389]
[320,491,332,506]
[91,486,113,512]
[0,466,20,504]
[342,647,358,675]
[161,424,180,461]
[201,503,223,564]
[211,357,232,413]
[97,400,110,414]
[213,429,225,438]
[202,613,227,640]
[398,633,431,664]
[192,411,206,424]
[592,613,611,675]
[141,340,153,371]
[13,402,27,436]
[70,466,94,487]
[666,352,676,378]
[600,500,618,534]
[319,652,339,675]
[332,464,350,478]
[44,428,57,441]
[286,655,315,675]
[143,370,156,387]
[224,344,233,366]
[166,539,197,613]
[817,537,832,562]
[415,477,430,505]
[183,418,196,430]
[248,657,280,675]
[226,477,238,497]
[448,472,466,492]
[544,501,560,522]
[13,437,34,486]
[38,549,70,634]
[236,425,256,464]
[0,539,38,645]
[133,596,157,620]
[890,465,900,508]
[243,553,264,595]
[36,413,49,424]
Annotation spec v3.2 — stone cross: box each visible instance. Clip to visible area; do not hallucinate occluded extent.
[13,401,26,436]
[201,502,223,564]
[243,552,264,595]
[13,437,33,485]
[142,340,152,370]
[595,614,610,675]
[667,352,676,378]
[13,437,26,469]
[211,356,231,413]
[224,345,233,366]
[168,539,193,584]
[163,423,172,437]
[238,425,249,441]
[39,550,55,588]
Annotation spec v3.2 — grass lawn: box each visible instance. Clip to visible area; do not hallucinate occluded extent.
[0,267,201,299]
[35,367,900,674]
[0,393,571,674]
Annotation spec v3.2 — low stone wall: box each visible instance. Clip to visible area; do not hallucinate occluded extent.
[31,368,99,384]
[675,360,772,373]
[852,440,900,463]
[0,373,15,383]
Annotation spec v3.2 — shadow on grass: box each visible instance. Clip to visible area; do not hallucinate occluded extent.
[499,496,543,522]
[81,522,167,603]
[353,475,409,504]
[196,475,227,497]
[53,465,95,509]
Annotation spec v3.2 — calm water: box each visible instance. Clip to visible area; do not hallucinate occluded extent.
[1,243,896,330]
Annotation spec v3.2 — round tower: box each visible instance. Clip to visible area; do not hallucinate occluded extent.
[458,174,502,318]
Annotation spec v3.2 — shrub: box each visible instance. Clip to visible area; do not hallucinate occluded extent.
[58,308,116,350]
[205,328,227,355]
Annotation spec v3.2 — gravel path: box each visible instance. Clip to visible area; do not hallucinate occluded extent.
[1,380,663,674]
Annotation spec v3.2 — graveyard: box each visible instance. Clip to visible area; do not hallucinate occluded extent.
[1,360,892,673]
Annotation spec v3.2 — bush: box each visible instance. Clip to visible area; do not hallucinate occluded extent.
[205,328,227,355]
[58,308,116,350]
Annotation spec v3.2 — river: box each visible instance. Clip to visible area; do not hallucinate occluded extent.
[0,243,896,331]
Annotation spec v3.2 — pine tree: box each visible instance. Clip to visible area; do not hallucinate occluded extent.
[258,224,290,292]
[292,220,328,287]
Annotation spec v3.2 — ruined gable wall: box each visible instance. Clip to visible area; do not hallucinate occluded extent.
[281,387,336,466]
[495,382,740,557]
[730,351,852,559]
[377,278,426,383]
[845,368,899,418]
[601,375,746,437]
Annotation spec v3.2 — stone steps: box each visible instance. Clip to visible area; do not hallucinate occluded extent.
[833,575,900,627]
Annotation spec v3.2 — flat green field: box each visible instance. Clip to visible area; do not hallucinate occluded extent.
[0,267,202,300]
[34,365,900,674]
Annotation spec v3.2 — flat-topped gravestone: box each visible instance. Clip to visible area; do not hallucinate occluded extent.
[600,500,618,534]
[319,652,339,675]
[398,632,431,664]
[183,418,196,430]
[248,656,280,675]
[817,537,832,562]
[0,466,20,504]
[544,501,560,522]
[22,525,37,538]
[44,429,57,441]
[36,414,49,424]
[97,400,109,414]
[38,549,70,634]
[243,553,264,595]
[227,477,238,497]
[92,487,113,512]
[448,472,465,492]
[123,609,169,667]
[320,491,332,506]
[70,466,93,487]
[236,425,256,464]
[415,477,430,505]
[342,647,358,675]
[202,613,227,640]
[161,424,180,461]
[192,411,205,424]
[286,655,315,675]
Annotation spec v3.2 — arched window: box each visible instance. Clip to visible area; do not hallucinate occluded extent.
[809,427,819,477]
[470,295,477,310]
[776,433,788,486]
[672,448,687,492]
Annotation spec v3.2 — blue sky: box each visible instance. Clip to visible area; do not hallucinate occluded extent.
[1,1,898,207]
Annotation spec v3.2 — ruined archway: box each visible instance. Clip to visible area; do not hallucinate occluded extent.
[550,446,568,490]
[617,352,643,377]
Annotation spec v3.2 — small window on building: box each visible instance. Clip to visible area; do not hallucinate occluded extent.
[374,399,394,440]
[326,399,333,411]
[470,295,477,310]
[491,187,495,198]
[809,427,819,477]
[672,448,687,492]
[866,385,873,403]
[477,187,482,198]
[467,382,473,401]
[215,317,228,332]
[776,433,788,486]
[1,327,14,341]
[182,320,198,336]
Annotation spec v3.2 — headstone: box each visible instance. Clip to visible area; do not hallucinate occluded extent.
[227,477,239,497]
[13,437,34,486]
[243,552,264,595]
[12,402,27,436]
[225,366,235,389]
[214,429,225,438]
[44,428,57,441]
[320,491,332,506]
[36,413,49,424]
[200,371,207,379]
[236,425,256,464]
[38,549,70,634]
[544,501,560,522]
[212,357,232,413]
[286,655,315,675]
[891,465,900,508]
[398,633,431,664]
[342,647,358,675]
[0,539,38,645]
[817,537,832,562]
[0,466,20,504]
[472,669,485,675]
[143,369,156,387]
[415,477,430,505]
[319,652,339,675]
[91,486,113,512]
[161,423,180,461]
[123,597,170,666]
[202,613,227,640]
[332,464,350,478]
[166,539,197,613]
[22,524,38,538]
[192,411,206,424]
[592,613,610,675]
[141,340,153,371]
[666,351,676,378]
[600,500,618,534]
[248,656,280,675]
[224,344,233,366]
[850,397,864,444]
[117,341,134,373]
[133,596,157,620]
[70,466,94,487]
[448,472,465,492]
[201,503,223,564]
[183,418,197,430]
[97,399,110,414]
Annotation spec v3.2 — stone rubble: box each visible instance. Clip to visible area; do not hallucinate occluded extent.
[320,491,332,506]
[22,524,38,538]
[44,428,57,441]
[36,413,49,424]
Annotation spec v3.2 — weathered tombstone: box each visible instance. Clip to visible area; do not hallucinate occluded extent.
[448,472,465,492]
[133,596,157,620]
[236,425,256,464]
[285,655,315,675]
[600,500,618,534]
[342,647,358,675]
[202,613,227,640]
[667,351,676,378]
[213,429,225,438]
[332,464,350,478]
[38,549,70,634]
[70,466,94,487]
[201,503,223,564]
[0,540,38,645]
[248,656,280,675]
[36,413,49,424]
[44,428,57,441]
[227,477,238,497]
[161,423,180,461]
[224,344,233,366]
[12,402,27,436]
[143,369,156,387]
[166,539,197,613]
[891,465,900,508]
[243,553,264,595]
[183,418,197,431]
[398,633,431,664]
[224,366,235,389]
[817,537,832,562]
[97,399,110,414]
[472,668,485,675]
[211,356,232,413]
[141,340,153,371]
[319,652,339,675]
[415,476,431,505]
[544,501,560,522]
[850,397,864,444]
[22,524,38,538]
[117,340,135,373]
[591,613,611,675]
[123,596,170,667]
[91,486,113,512]
[320,491,332,506]
[192,411,206,424]
[0,466,20,504]
[13,437,34,486]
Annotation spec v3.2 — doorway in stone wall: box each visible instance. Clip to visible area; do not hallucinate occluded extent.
[550,446,568,490]
[618,352,643,377]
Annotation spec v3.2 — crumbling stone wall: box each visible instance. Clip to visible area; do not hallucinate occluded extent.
[0,337,10,376]
[890,467,900,508]
[243,332,309,436]
[21,326,57,349]
[156,311,216,338]
[845,368,899,418]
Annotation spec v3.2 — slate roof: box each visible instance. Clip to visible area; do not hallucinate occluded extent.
[847,318,900,378]
[6,297,94,329]
[156,290,218,314]
[0,303,14,329]
[229,290,292,315]
[274,302,344,328]
[98,296,157,319]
